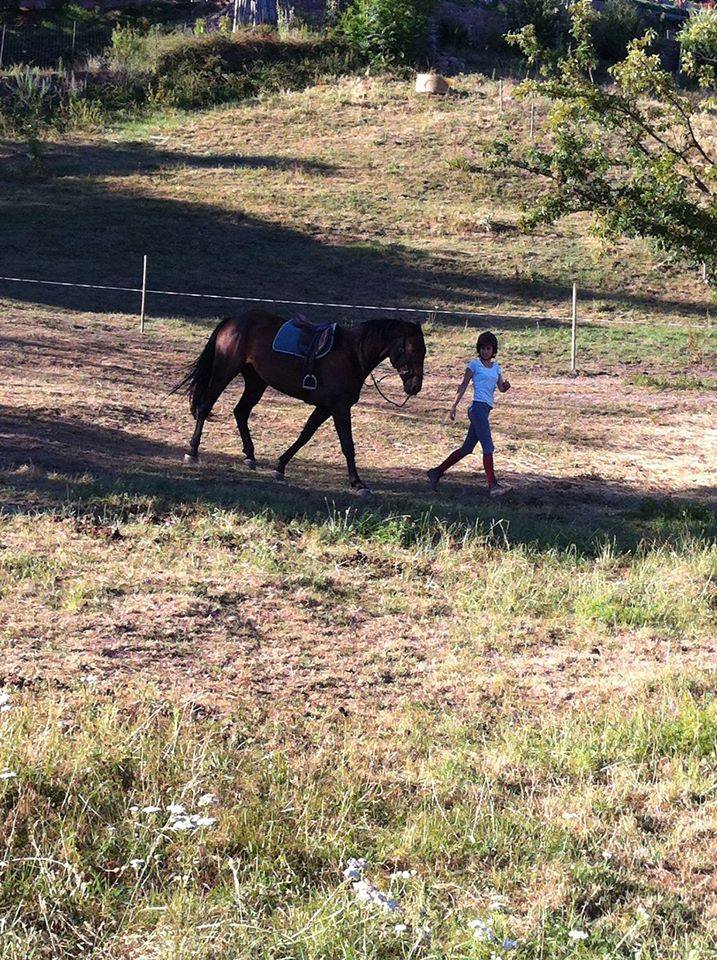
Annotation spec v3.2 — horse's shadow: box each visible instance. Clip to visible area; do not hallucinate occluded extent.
[2,408,714,555]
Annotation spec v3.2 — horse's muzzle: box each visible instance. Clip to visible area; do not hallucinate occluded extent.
[403,375,423,396]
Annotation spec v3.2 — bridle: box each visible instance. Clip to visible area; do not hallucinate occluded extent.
[369,339,414,407]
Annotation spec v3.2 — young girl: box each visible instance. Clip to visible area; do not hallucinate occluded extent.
[427,331,511,496]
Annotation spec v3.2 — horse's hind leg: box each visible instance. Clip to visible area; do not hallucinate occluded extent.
[274,406,332,480]
[184,321,245,463]
[233,368,267,469]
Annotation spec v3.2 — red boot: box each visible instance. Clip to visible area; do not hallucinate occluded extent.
[484,454,510,496]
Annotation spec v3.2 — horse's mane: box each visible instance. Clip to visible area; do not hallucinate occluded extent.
[358,316,420,347]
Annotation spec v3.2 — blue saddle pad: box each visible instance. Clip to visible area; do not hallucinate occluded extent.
[272,320,336,360]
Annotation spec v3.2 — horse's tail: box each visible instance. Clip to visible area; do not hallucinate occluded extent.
[170,320,226,419]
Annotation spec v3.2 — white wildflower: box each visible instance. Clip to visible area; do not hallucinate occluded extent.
[167,804,186,816]
[390,869,416,880]
[197,793,216,807]
[129,806,139,814]
[562,812,578,821]
[142,806,162,814]
[0,770,16,781]
[394,923,408,934]
[568,929,588,941]
[343,857,369,881]
[0,692,12,713]
[169,816,195,832]
[168,812,217,832]
[128,859,145,869]
[194,815,217,828]
[352,879,399,913]
[469,918,496,942]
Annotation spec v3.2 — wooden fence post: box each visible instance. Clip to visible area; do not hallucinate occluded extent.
[139,255,148,333]
[571,282,577,373]
[0,26,6,69]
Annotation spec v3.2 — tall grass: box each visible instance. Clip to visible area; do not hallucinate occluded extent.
[0,676,714,957]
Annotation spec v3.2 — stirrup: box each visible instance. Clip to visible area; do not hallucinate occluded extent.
[303,374,318,390]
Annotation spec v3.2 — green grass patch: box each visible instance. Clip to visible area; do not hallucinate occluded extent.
[631,373,717,391]
[0,676,714,957]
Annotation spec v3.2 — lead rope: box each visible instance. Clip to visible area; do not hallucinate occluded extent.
[369,368,412,408]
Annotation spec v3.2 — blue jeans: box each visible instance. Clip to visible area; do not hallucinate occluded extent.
[459,402,494,456]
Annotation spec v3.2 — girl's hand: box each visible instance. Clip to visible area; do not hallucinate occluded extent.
[501,379,511,392]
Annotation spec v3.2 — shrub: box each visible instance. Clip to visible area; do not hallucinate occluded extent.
[150,29,353,108]
[504,0,569,49]
[590,0,646,65]
[340,0,437,66]
[106,25,164,77]
[680,9,717,69]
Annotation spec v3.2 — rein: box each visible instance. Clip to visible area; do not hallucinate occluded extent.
[359,320,416,408]
[369,368,412,408]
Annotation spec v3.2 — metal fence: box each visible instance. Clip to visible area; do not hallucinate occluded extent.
[0,22,116,70]
[0,1,308,70]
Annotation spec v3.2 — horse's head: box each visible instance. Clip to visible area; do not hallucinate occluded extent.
[388,321,425,396]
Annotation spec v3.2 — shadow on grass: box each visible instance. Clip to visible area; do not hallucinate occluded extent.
[0,139,711,326]
[1,408,714,554]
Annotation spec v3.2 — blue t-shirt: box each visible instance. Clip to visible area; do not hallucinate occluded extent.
[467,359,501,407]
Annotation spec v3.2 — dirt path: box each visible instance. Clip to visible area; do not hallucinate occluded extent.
[1,303,715,715]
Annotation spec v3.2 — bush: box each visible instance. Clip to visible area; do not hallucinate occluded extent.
[0,66,107,141]
[340,0,437,66]
[590,0,646,65]
[504,0,569,49]
[680,10,717,68]
[150,29,354,108]
[107,25,159,77]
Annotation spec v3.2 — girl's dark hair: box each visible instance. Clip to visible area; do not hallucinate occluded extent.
[476,331,498,357]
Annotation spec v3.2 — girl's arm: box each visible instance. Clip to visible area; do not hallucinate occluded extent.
[450,368,472,421]
[498,372,511,393]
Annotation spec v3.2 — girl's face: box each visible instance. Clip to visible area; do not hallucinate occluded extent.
[479,343,495,362]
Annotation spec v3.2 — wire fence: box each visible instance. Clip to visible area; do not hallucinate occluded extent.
[0,2,304,70]
[0,271,480,324]
[0,22,115,70]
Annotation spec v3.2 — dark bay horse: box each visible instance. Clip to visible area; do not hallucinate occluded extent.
[173,310,425,493]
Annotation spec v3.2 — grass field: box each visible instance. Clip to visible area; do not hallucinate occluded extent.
[0,72,716,958]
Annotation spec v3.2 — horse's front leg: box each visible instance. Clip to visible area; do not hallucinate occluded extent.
[332,405,370,495]
[274,406,332,480]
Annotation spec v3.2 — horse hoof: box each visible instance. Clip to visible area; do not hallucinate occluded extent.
[273,470,286,482]
[244,458,257,471]
[184,453,198,465]
[355,487,373,499]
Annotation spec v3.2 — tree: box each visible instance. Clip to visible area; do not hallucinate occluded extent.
[488,2,717,289]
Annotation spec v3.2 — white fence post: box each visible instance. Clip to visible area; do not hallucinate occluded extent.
[0,26,6,69]
[571,282,577,373]
[139,255,148,333]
